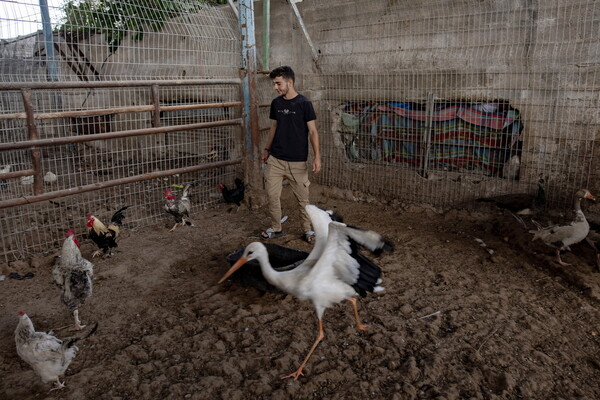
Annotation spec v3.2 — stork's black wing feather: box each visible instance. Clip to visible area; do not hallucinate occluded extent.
[349,240,382,297]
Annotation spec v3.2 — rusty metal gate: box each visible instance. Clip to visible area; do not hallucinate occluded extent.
[0,79,243,262]
[0,1,245,262]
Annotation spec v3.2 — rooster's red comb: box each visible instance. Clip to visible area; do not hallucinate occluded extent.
[18,311,25,316]
[165,188,175,199]
[66,229,76,237]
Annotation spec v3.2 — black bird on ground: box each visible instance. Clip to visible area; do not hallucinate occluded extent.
[476,178,546,226]
[218,178,245,207]
[586,220,600,272]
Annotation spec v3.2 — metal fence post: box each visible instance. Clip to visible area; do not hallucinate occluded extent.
[240,0,265,208]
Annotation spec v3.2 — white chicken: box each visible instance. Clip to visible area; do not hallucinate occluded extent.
[14,312,96,391]
[53,229,93,330]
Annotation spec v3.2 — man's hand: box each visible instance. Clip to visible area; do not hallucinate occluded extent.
[261,149,270,163]
[312,157,322,173]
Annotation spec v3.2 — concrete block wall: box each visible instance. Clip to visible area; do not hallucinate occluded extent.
[254,0,600,209]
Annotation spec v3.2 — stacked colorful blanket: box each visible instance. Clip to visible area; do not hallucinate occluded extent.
[339,101,522,177]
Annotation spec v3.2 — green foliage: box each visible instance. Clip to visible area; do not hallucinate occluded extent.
[59,0,229,53]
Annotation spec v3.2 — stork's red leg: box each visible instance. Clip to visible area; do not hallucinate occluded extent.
[347,297,368,331]
[282,318,324,380]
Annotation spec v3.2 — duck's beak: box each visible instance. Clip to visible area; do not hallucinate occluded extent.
[586,192,596,201]
[218,257,249,284]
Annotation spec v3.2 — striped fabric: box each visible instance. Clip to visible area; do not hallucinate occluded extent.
[339,102,521,176]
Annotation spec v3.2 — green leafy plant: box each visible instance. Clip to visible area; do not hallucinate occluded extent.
[59,0,229,54]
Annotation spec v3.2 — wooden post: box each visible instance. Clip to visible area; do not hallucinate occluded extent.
[240,0,265,208]
[21,89,44,195]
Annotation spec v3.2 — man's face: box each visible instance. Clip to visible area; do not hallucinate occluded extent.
[273,76,291,96]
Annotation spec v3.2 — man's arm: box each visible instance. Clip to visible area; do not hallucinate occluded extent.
[261,121,277,163]
[307,120,321,173]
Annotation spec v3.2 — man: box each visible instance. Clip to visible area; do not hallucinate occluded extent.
[260,66,321,243]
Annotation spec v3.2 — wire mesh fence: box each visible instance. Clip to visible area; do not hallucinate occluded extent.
[285,0,600,210]
[0,1,241,262]
[2,0,600,261]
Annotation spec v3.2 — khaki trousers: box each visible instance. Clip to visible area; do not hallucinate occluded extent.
[265,155,311,232]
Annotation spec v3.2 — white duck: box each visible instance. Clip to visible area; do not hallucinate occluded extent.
[219,204,392,380]
[529,189,595,266]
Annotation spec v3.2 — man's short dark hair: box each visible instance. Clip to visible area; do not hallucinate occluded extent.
[269,66,295,82]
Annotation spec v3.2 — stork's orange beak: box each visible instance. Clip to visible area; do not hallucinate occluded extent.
[218,256,249,284]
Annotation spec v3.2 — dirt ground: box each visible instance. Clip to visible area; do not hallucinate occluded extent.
[1,184,600,400]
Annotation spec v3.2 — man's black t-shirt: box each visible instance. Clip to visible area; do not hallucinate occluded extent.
[269,94,316,162]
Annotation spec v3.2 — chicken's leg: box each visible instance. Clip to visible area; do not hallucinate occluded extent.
[347,297,368,331]
[169,223,178,232]
[73,309,85,330]
[281,318,324,380]
[91,250,103,258]
[49,378,65,391]
[556,249,571,266]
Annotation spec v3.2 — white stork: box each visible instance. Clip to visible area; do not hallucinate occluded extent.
[219,205,392,380]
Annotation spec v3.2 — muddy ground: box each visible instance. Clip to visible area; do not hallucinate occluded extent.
[1,184,600,400]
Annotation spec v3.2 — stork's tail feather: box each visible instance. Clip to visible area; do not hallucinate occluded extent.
[328,211,345,223]
[344,224,393,255]
[110,206,130,226]
[315,205,345,223]
[373,240,394,255]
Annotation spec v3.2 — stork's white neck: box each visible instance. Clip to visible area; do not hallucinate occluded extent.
[253,250,301,296]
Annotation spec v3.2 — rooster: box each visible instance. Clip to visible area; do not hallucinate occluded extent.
[15,312,97,391]
[52,230,93,330]
[164,184,193,232]
[218,178,245,207]
[87,206,129,257]
[0,164,10,190]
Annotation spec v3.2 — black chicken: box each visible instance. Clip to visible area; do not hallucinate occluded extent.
[219,178,245,207]
[86,206,129,257]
